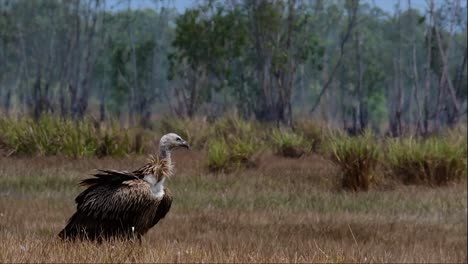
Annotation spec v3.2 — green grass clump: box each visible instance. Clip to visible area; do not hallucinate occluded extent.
[386,137,466,186]
[206,136,258,172]
[328,131,380,191]
[0,116,97,156]
[0,116,139,157]
[94,132,131,158]
[206,114,261,172]
[294,119,325,152]
[271,129,309,158]
[229,137,257,166]
[213,114,265,143]
[207,139,230,171]
[61,119,100,157]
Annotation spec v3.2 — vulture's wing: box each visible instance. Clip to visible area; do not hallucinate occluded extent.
[150,188,173,228]
[59,170,163,240]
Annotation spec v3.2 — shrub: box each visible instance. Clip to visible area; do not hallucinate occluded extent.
[294,119,325,152]
[94,132,132,158]
[0,116,74,156]
[207,139,230,171]
[0,116,141,158]
[229,137,257,167]
[213,114,260,140]
[60,119,99,157]
[386,137,466,186]
[204,114,262,171]
[271,129,309,158]
[204,115,260,171]
[206,136,259,172]
[328,131,380,191]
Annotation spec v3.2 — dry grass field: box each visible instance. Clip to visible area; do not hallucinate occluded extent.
[0,151,466,263]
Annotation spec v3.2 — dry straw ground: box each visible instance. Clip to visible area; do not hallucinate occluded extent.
[0,151,466,263]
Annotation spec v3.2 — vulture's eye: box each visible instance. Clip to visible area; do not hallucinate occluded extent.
[176,137,182,141]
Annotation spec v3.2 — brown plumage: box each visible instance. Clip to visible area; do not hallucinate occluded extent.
[58,133,189,242]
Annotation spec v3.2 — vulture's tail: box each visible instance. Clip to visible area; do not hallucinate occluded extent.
[58,212,80,241]
[58,212,116,242]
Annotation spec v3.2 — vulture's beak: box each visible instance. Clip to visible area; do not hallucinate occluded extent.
[181,141,190,149]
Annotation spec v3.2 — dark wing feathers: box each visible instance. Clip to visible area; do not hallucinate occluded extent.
[75,169,138,205]
[80,169,138,186]
[60,168,171,241]
[150,188,173,228]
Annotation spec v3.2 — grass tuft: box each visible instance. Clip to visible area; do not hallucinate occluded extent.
[294,119,325,152]
[206,138,230,171]
[212,114,260,140]
[206,114,261,171]
[0,116,139,157]
[271,129,309,158]
[328,131,380,191]
[386,136,466,186]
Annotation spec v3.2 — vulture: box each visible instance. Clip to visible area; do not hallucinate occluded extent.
[58,133,189,242]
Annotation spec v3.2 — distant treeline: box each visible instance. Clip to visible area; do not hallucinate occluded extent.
[0,0,466,136]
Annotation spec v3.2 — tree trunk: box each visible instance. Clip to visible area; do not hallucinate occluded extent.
[409,0,423,135]
[2,88,11,117]
[423,0,435,135]
[433,0,461,127]
[355,29,367,132]
[99,93,106,123]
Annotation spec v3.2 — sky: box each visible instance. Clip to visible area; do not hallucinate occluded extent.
[107,0,436,14]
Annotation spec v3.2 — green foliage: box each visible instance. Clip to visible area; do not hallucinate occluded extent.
[212,114,259,140]
[206,138,230,172]
[207,139,230,171]
[328,131,380,191]
[271,129,309,158]
[294,120,327,152]
[229,137,257,166]
[59,119,100,158]
[0,116,138,158]
[386,137,466,186]
[94,127,133,158]
[206,114,261,171]
[367,92,387,130]
[206,136,257,172]
[168,3,250,115]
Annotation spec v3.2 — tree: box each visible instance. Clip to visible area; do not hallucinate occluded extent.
[169,3,246,117]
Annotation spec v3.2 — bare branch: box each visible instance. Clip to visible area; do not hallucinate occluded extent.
[310,0,359,113]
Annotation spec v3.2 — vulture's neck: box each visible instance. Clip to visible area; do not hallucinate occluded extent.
[144,145,172,199]
[157,143,173,179]
[159,144,171,160]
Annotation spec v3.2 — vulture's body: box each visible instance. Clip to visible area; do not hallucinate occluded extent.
[59,133,189,242]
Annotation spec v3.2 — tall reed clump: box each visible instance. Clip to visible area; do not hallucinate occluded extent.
[328,131,380,191]
[207,115,260,172]
[386,137,466,186]
[206,138,230,171]
[0,116,138,157]
[94,121,140,157]
[0,116,60,156]
[294,119,325,153]
[271,129,309,158]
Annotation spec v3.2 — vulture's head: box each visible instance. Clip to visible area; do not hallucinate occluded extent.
[160,133,190,150]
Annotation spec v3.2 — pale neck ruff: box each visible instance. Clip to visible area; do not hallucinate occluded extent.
[144,175,166,199]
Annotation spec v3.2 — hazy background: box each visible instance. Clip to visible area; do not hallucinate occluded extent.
[0,0,466,136]
[109,0,437,13]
